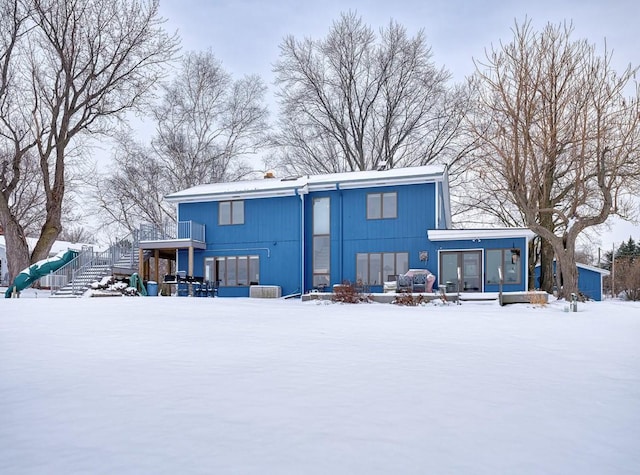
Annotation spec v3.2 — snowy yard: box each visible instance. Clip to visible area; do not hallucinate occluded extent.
[1,293,639,474]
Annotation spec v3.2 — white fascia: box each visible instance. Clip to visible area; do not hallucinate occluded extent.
[428,228,536,241]
[167,188,299,204]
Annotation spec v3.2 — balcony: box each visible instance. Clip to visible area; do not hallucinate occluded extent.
[138,221,206,250]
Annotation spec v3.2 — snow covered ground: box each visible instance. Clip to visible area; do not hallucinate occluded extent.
[1,292,639,474]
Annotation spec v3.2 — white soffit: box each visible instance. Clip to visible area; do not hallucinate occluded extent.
[428,228,536,241]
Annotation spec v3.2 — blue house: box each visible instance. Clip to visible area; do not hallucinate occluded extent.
[150,165,535,297]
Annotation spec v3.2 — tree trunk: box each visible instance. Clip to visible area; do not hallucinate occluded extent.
[527,238,538,290]
[31,217,62,263]
[0,208,31,284]
[539,239,555,293]
[554,245,579,300]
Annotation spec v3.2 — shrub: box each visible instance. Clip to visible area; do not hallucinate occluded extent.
[331,281,371,303]
[614,257,640,301]
[393,290,426,306]
[527,291,548,307]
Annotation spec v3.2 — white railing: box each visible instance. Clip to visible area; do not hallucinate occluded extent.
[139,221,205,242]
[177,221,205,242]
[47,246,94,294]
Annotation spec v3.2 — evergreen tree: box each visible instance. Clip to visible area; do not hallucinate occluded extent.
[616,237,640,260]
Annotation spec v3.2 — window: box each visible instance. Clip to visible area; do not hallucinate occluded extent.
[367,192,397,219]
[219,200,244,225]
[313,197,330,288]
[356,252,409,285]
[485,249,521,285]
[210,255,259,286]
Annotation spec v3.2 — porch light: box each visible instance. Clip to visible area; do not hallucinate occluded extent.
[511,248,520,264]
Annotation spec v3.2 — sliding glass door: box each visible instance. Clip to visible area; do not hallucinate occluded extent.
[439,250,483,292]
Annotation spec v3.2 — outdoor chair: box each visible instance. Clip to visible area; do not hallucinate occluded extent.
[412,273,427,293]
[177,282,189,297]
[193,281,203,297]
[397,275,412,292]
[209,280,220,297]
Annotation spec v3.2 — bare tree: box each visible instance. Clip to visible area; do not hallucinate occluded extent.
[273,11,470,174]
[152,50,269,189]
[0,0,178,282]
[94,134,174,232]
[463,19,640,299]
[95,50,270,232]
[58,224,92,244]
[0,0,35,281]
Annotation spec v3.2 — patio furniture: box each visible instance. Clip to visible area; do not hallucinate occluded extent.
[396,274,412,292]
[412,273,427,292]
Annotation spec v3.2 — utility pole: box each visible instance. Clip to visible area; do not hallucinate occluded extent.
[611,242,615,299]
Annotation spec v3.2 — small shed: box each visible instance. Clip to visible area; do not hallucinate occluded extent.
[535,262,610,301]
[575,263,610,301]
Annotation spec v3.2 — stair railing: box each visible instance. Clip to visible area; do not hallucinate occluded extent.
[50,228,142,296]
[48,246,94,294]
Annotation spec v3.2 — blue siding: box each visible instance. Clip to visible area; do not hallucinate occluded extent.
[178,195,303,296]
[437,182,447,229]
[304,183,438,292]
[577,268,603,301]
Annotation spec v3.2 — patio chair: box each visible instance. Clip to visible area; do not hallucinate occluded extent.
[412,273,427,293]
[193,281,203,297]
[210,280,220,297]
[177,282,189,297]
[397,274,412,292]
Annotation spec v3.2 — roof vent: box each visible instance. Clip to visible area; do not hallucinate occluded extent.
[264,170,276,179]
[376,160,388,171]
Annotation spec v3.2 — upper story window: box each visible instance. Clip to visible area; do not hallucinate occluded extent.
[219,200,244,225]
[367,192,397,219]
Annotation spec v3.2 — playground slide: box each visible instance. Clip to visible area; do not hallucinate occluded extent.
[4,249,78,298]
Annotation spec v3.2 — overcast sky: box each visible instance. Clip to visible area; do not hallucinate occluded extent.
[153,0,640,247]
[158,0,638,83]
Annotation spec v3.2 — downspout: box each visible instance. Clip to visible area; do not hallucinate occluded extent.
[337,183,343,283]
[297,185,308,294]
[524,235,530,291]
[435,181,440,229]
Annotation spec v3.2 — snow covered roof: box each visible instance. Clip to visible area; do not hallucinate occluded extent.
[165,165,448,203]
[534,261,611,276]
[428,228,536,241]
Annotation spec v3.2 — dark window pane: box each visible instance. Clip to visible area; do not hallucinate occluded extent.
[313,236,330,273]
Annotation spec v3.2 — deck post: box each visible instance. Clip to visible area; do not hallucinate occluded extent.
[188,246,194,296]
[154,250,160,283]
[138,248,144,279]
